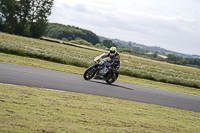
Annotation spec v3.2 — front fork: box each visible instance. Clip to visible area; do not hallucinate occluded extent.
[90,65,99,76]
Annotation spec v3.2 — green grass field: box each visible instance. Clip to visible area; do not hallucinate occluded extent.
[1,32,200,132]
[1,84,200,132]
[0,32,200,88]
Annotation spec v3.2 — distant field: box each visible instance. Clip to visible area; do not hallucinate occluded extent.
[0,32,200,88]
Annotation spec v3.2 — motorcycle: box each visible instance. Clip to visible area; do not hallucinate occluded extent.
[83,53,122,84]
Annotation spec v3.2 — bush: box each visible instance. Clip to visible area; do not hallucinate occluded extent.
[70,39,93,47]
[119,48,135,54]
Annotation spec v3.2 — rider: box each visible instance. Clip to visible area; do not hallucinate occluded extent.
[97,47,120,78]
[103,47,120,69]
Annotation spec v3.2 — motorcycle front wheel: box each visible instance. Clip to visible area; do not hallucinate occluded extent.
[83,67,96,80]
[106,71,119,84]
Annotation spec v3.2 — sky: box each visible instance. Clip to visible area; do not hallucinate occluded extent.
[48,0,200,55]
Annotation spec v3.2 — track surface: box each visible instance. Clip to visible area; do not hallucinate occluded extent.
[1,62,200,112]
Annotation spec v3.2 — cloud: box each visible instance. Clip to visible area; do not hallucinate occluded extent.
[49,0,200,55]
[51,0,199,35]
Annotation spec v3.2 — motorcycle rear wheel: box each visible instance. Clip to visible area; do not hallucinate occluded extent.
[106,71,118,84]
[83,67,96,80]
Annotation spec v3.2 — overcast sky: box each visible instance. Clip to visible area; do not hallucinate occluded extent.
[49,0,200,55]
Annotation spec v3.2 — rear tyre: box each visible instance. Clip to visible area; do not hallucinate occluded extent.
[83,67,96,80]
[106,71,118,84]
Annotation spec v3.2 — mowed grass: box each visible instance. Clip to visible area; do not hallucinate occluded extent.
[0,32,200,88]
[0,84,200,132]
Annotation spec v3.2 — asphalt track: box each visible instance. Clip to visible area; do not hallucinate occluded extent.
[0,61,200,112]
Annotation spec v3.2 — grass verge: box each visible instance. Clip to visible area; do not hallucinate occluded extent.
[0,84,200,132]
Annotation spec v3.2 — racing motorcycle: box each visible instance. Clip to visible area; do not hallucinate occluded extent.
[83,53,121,84]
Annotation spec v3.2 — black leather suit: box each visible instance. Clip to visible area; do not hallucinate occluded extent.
[102,52,120,75]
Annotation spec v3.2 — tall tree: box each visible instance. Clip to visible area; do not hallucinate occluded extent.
[29,0,54,37]
[0,0,17,32]
[0,0,54,38]
[15,0,31,35]
[29,0,52,23]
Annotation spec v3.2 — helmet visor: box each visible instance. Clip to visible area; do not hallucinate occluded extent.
[110,51,115,54]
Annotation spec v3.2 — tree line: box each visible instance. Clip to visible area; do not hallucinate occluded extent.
[0,0,54,38]
[45,23,100,45]
[118,48,200,67]
[167,54,200,66]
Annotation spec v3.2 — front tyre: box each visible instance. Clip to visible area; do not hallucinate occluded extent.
[106,71,119,84]
[83,67,96,80]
